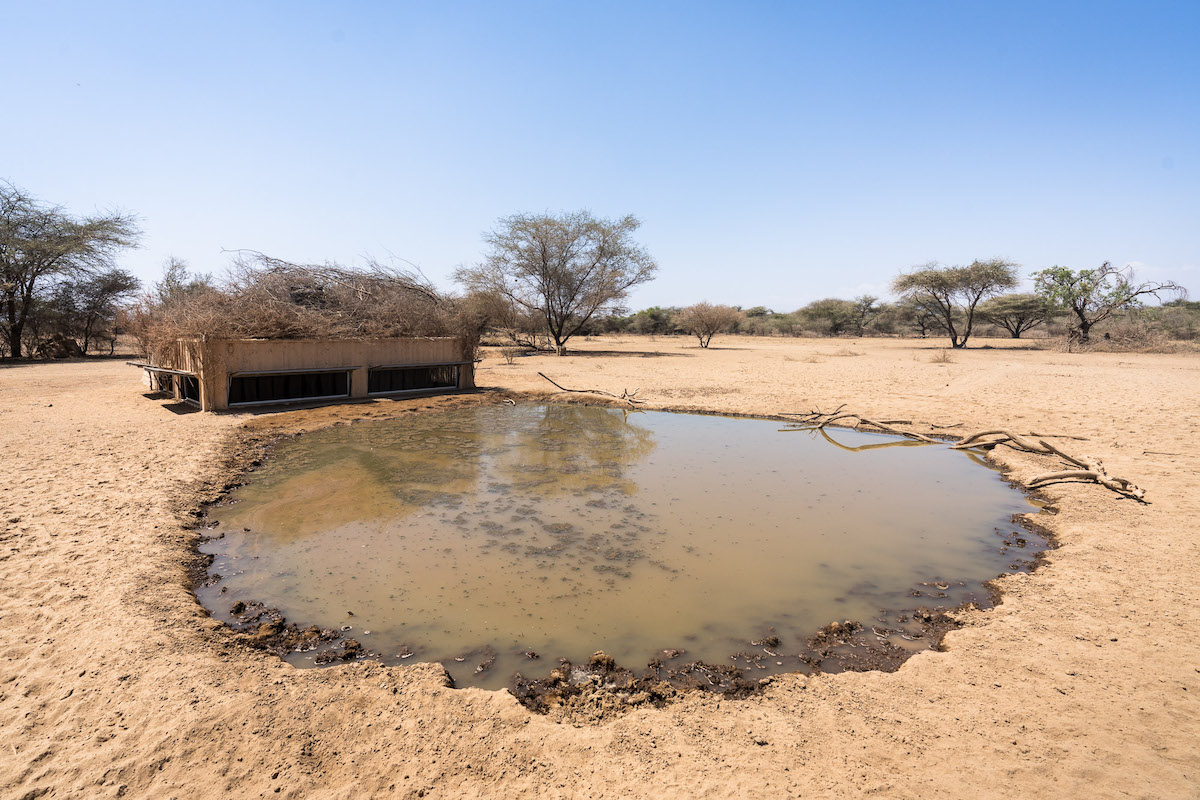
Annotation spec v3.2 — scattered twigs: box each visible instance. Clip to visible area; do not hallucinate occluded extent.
[780,404,846,420]
[779,407,935,443]
[536,372,644,406]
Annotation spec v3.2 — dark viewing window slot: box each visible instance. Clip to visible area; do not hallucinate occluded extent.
[153,373,175,393]
[228,371,350,406]
[368,365,459,394]
[180,375,201,403]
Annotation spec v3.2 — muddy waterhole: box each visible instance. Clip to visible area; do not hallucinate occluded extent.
[197,404,1045,689]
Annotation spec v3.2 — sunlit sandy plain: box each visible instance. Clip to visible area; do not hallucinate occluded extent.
[2,335,1197,798]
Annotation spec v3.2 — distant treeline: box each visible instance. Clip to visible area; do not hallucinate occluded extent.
[4,183,1193,359]
[479,256,1192,352]
[579,296,1200,344]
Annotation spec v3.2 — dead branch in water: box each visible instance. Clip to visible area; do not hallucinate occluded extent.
[787,412,1145,501]
[537,372,645,406]
[779,407,936,443]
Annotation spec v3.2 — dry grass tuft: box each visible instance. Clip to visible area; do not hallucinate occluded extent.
[929,349,955,363]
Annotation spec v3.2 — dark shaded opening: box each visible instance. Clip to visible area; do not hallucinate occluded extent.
[152,372,175,393]
[368,365,459,394]
[228,371,350,405]
[181,375,200,403]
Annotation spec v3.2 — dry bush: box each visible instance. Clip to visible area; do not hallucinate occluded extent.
[676,302,742,348]
[929,349,954,363]
[831,347,864,357]
[139,253,485,363]
[500,346,524,365]
[1055,316,1195,354]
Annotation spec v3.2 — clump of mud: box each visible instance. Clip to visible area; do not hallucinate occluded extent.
[511,650,723,721]
[508,608,973,717]
[224,600,341,657]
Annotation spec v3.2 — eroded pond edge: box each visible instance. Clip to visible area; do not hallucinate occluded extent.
[178,389,1060,720]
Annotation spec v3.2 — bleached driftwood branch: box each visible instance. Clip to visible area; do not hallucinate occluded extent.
[955,430,1146,501]
[537,372,645,406]
[785,410,1146,501]
[779,406,936,443]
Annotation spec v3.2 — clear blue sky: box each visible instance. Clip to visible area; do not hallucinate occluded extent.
[3,1,1197,311]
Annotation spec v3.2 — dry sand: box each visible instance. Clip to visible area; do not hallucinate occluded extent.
[2,335,1198,799]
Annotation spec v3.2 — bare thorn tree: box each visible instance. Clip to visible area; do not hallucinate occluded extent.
[677,302,742,348]
[455,211,657,355]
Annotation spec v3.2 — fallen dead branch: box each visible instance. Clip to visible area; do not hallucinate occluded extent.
[1029,432,1090,441]
[951,430,1051,452]
[954,431,1146,501]
[779,407,936,443]
[952,430,1091,451]
[786,411,1145,501]
[537,372,645,406]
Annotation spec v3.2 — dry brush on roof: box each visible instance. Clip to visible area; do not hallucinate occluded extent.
[134,251,485,363]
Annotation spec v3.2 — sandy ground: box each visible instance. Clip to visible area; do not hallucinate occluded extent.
[2,335,1198,799]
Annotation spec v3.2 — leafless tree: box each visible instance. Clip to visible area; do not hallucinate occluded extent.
[677,302,743,348]
[455,211,657,355]
[0,182,141,358]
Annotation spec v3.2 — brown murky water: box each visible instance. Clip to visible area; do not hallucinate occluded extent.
[197,404,1043,689]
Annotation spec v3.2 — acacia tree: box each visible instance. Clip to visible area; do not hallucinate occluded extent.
[1033,262,1186,342]
[892,259,1018,348]
[888,299,937,337]
[65,269,141,352]
[677,302,742,348]
[27,270,139,356]
[978,293,1047,339]
[0,183,141,358]
[625,306,676,335]
[455,211,657,355]
[852,294,878,336]
[800,298,857,335]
